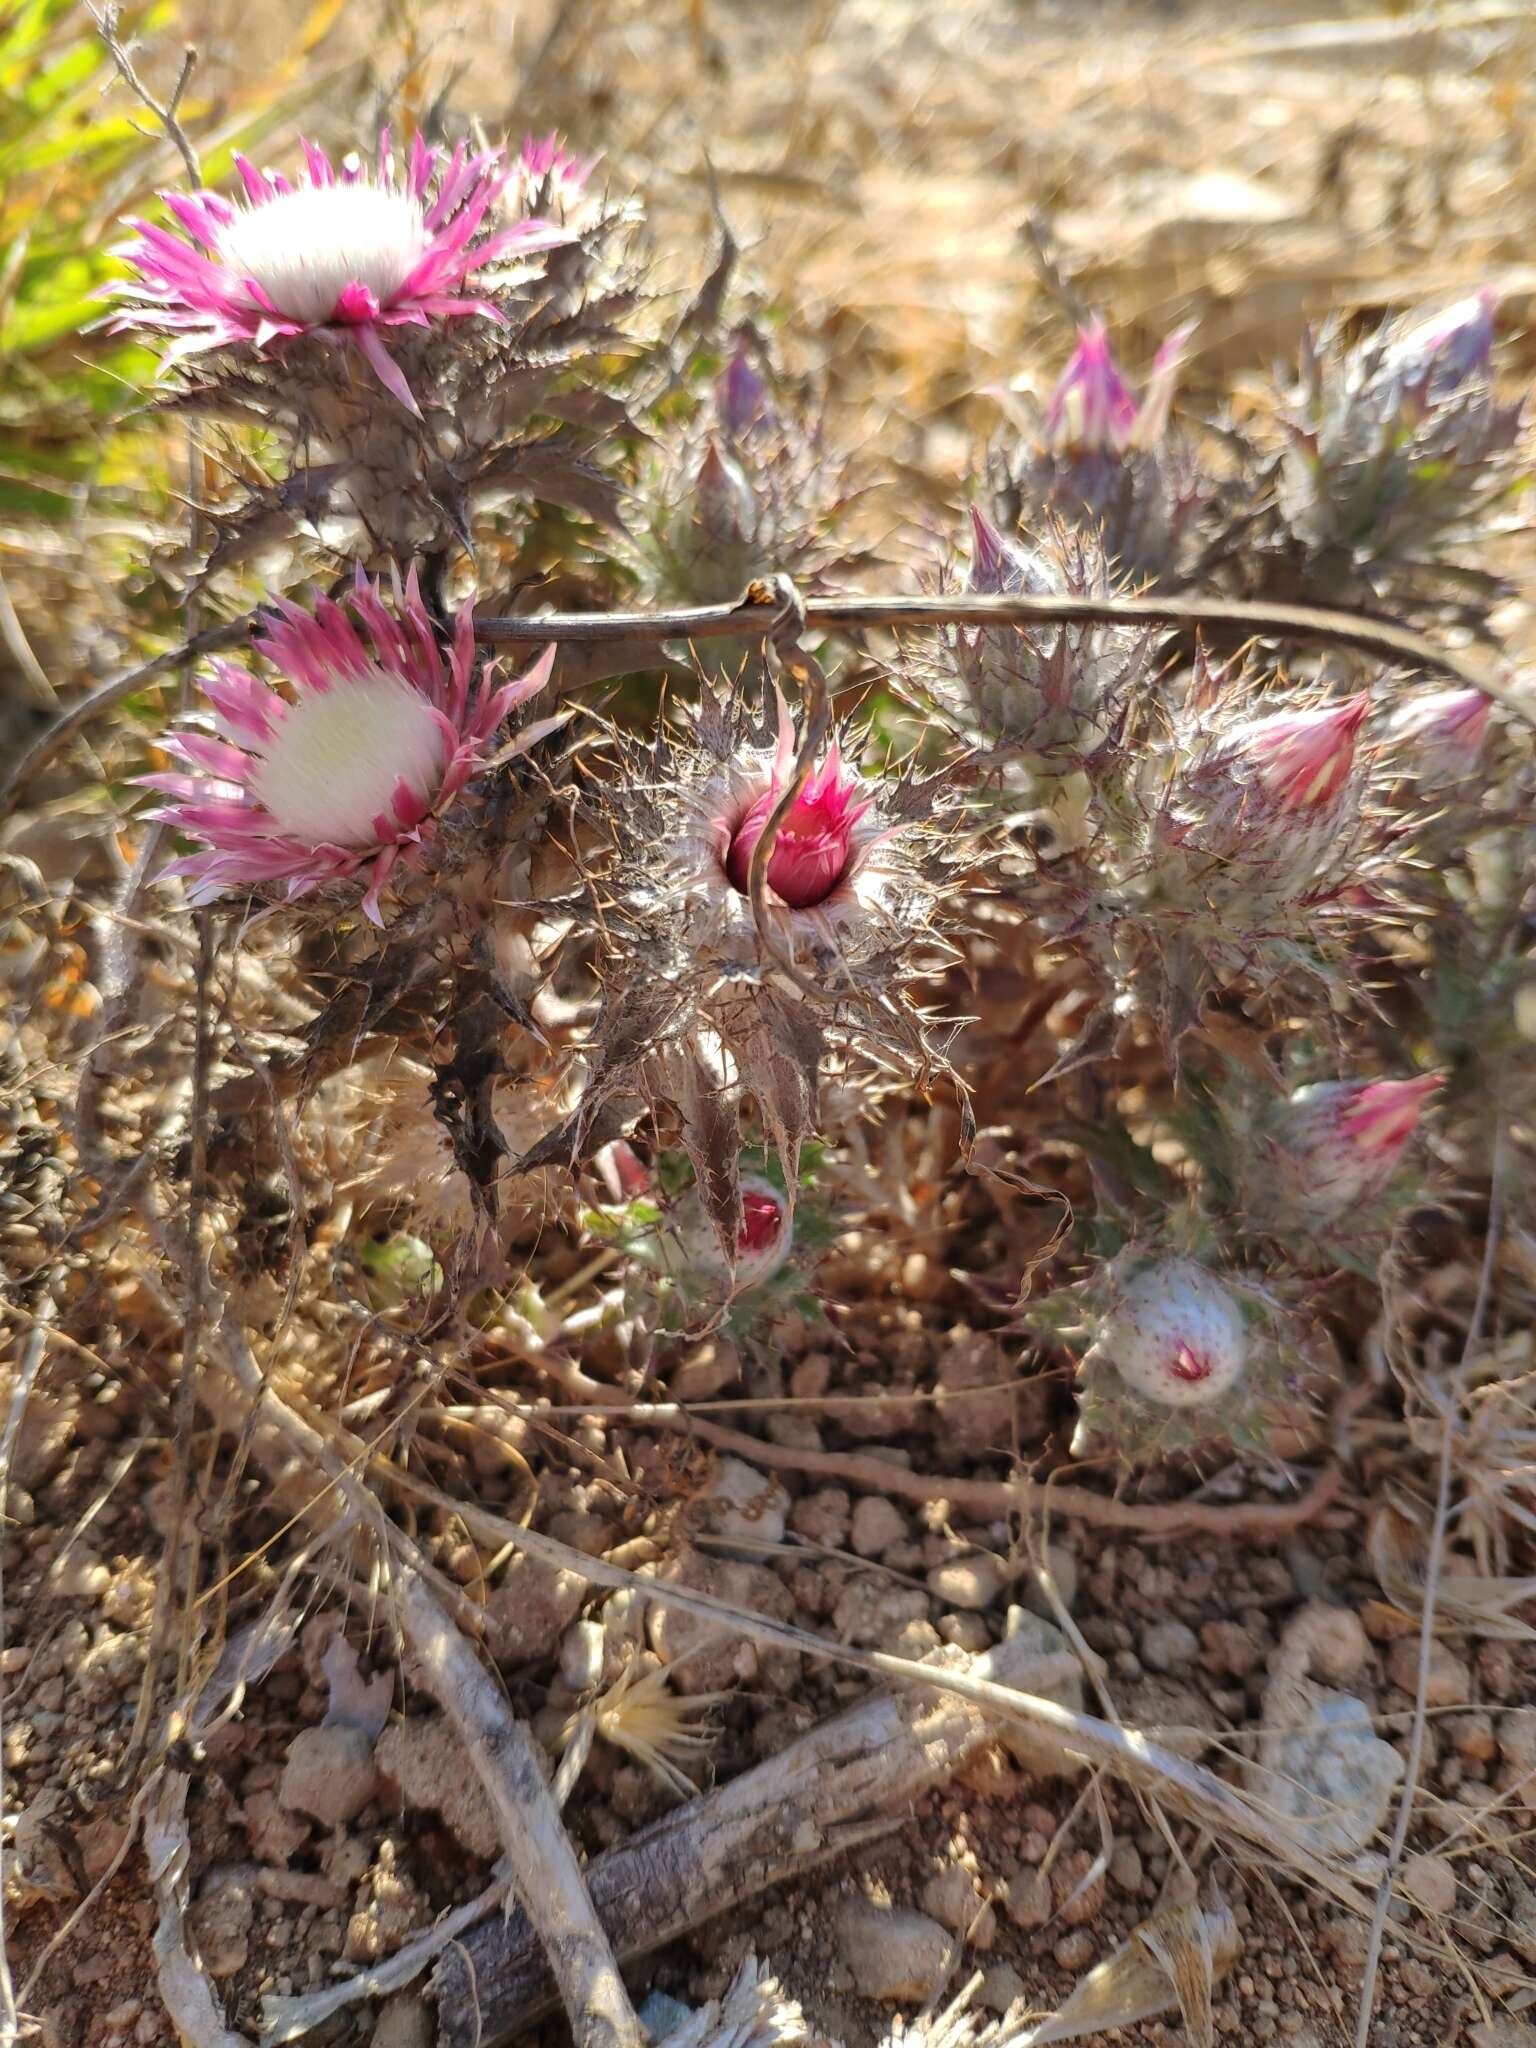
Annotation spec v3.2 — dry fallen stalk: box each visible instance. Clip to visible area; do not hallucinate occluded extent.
[429,1624,1082,2047]
[206,1325,645,2048]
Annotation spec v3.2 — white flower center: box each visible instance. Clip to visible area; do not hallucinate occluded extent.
[252,668,448,846]
[216,183,429,324]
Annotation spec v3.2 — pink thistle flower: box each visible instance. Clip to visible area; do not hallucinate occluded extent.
[109,132,571,415]
[1100,1257,1247,1410]
[1044,319,1193,455]
[1388,686,1492,773]
[722,718,874,911]
[512,132,595,209]
[141,571,556,925]
[1231,693,1370,812]
[1280,1074,1441,1223]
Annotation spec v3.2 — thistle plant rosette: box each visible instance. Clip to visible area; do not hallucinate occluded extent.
[1033,1250,1317,1464]
[141,569,556,924]
[111,131,571,414]
[995,318,1202,585]
[553,683,953,1260]
[1274,291,1524,607]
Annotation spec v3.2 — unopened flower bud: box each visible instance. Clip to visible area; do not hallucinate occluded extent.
[1380,287,1497,400]
[715,338,771,440]
[1100,1258,1247,1409]
[1387,687,1491,775]
[692,439,758,548]
[1232,694,1370,812]
[676,1172,794,1290]
[723,740,873,911]
[1044,320,1140,454]
[1278,1074,1440,1223]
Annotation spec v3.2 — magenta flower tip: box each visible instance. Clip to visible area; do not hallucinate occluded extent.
[721,717,872,911]
[715,338,771,439]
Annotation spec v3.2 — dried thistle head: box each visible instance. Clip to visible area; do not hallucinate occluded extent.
[532,676,958,1261]
[561,1655,724,1800]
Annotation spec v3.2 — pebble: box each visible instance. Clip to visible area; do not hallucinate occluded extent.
[938,1612,992,1654]
[1140,1620,1199,1674]
[1499,1708,1536,1774]
[278,1725,378,1827]
[1400,1852,1457,1918]
[926,1555,1003,1611]
[850,1497,906,1558]
[1201,1619,1263,1678]
[1385,1637,1470,1708]
[186,1864,257,1980]
[369,1997,431,2048]
[834,1899,951,2001]
[787,1487,851,1548]
[979,1965,1025,2015]
[996,1610,1085,1777]
[920,1866,996,1947]
[1051,1848,1105,1926]
[1109,1842,1144,1892]
[1004,1870,1051,1930]
[1052,1930,1095,1972]
[1448,1710,1497,1762]
[698,1457,789,1548]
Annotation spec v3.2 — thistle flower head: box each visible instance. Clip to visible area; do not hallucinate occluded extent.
[141,570,554,923]
[507,131,595,216]
[111,133,569,413]
[1387,686,1492,774]
[722,737,873,909]
[1278,1074,1441,1224]
[675,1171,795,1291]
[1377,287,1497,402]
[1230,694,1370,812]
[1043,317,1191,455]
[931,513,1151,769]
[1099,1257,1247,1409]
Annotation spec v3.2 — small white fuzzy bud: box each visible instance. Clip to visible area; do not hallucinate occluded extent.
[1099,1258,1247,1409]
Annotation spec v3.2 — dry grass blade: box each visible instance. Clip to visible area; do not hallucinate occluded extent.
[1007,1894,1238,2047]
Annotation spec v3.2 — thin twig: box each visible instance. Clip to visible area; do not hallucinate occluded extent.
[1352,1125,1508,2045]
[90,5,201,186]
[0,614,257,817]
[474,587,1530,721]
[0,563,55,707]
[647,1411,1347,1538]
